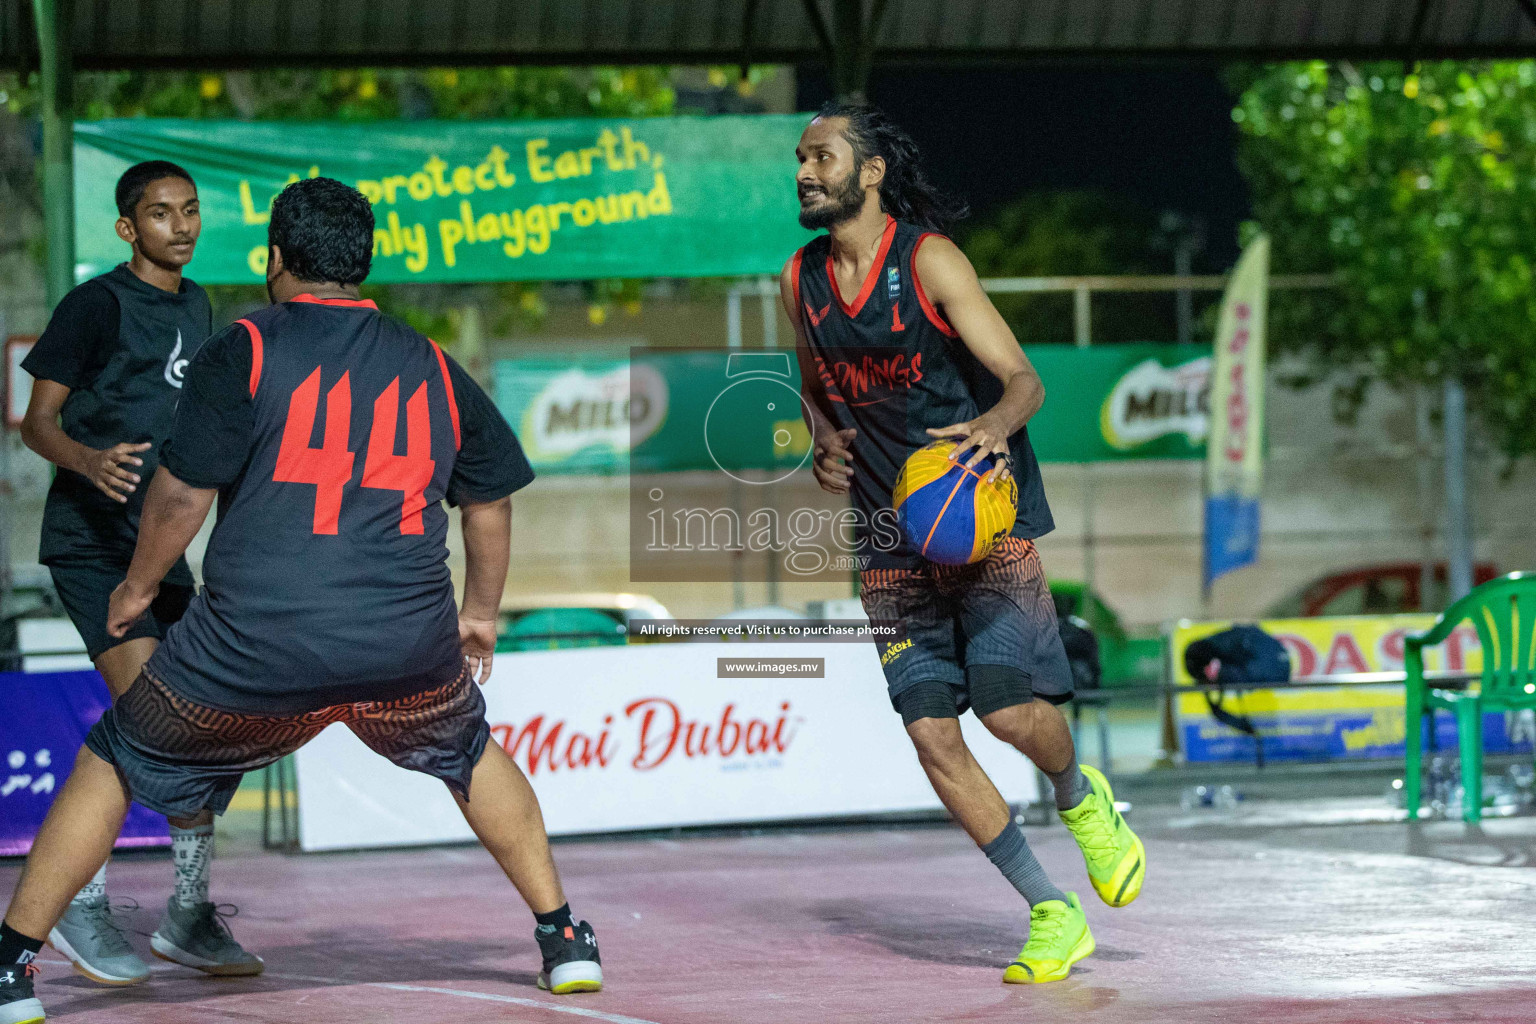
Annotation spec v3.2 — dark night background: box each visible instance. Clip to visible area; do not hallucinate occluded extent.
[797,65,1250,272]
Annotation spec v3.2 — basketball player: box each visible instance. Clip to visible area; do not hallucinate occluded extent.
[780,104,1145,984]
[0,178,601,1024]
[18,161,255,985]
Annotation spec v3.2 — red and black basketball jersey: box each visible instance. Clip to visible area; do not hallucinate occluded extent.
[150,296,469,714]
[794,216,1053,568]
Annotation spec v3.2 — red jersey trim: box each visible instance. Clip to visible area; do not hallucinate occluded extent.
[428,339,461,450]
[912,233,959,338]
[237,318,263,398]
[790,247,804,318]
[825,216,896,319]
[290,293,379,309]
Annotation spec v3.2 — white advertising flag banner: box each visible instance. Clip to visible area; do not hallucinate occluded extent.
[295,643,1041,851]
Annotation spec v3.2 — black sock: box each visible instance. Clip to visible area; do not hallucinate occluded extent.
[533,903,574,934]
[0,921,43,966]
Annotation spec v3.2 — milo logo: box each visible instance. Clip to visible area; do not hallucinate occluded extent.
[1099,355,1211,451]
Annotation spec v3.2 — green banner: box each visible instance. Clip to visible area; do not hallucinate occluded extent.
[73,116,814,285]
[1028,343,1211,462]
[495,343,1212,475]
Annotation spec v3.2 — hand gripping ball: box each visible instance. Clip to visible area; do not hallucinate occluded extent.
[892,440,1018,565]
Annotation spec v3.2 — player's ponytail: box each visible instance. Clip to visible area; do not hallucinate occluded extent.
[818,101,970,234]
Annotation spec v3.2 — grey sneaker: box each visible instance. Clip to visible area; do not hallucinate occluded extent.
[48,897,150,986]
[150,899,263,977]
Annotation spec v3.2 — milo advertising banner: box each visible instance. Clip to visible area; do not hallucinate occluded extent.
[1170,615,1534,763]
[495,343,1213,474]
[1031,344,1211,463]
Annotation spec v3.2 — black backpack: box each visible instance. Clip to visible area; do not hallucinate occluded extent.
[1058,614,1101,692]
[1183,625,1291,767]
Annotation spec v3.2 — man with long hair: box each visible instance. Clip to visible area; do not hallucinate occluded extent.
[780,103,1145,984]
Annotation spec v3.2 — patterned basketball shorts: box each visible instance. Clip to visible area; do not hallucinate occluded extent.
[84,667,490,819]
[859,537,1073,721]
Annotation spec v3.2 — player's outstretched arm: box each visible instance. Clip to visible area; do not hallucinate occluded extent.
[107,468,216,637]
[459,495,512,685]
[913,235,1044,482]
[780,256,856,494]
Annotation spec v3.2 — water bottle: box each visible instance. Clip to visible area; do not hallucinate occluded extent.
[1507,763,1535,809]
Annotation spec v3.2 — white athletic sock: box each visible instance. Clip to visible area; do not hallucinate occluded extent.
[170,824,214,908]
[71,863,108,906]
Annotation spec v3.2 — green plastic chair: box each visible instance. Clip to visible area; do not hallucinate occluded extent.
[1404,572,1536,822]
[496,607,628,653]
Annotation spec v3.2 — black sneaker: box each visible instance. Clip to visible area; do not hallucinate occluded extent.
[535,920,602,994]
[0,960,45,1024]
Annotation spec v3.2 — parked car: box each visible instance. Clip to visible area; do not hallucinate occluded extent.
[1263,562,1499,619]
[496,592,670,652]
[1048,580,1162,686]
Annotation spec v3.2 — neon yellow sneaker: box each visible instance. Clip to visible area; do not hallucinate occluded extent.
[1059,764,1145,908]
[1003,893,1094,984]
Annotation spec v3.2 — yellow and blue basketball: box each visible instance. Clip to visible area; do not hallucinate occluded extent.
[893,440,1018,565]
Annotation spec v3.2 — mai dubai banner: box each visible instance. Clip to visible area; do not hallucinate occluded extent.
[72,116,813,284]
[494,343,1214,474]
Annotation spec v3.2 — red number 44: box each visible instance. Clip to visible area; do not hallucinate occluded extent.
[275,368,436,535]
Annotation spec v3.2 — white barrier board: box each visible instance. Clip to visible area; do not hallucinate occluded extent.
[295,643,1040,852]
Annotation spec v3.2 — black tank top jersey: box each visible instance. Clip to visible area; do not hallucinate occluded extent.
[27,265,211,580]
[149,297,465,715]
[794,217,1053,568]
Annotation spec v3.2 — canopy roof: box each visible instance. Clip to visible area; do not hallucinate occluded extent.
[5,0,1536,70]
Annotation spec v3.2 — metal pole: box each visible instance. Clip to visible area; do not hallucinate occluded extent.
[1073,287,1091,348]
[831,0,867,101]
[33,0,75,307]
[727,286,744,608]
[0,316,11,619]
[759,277,778,349]
[1415,386,1437,610]
[1443,376,1473,602]
[1174,242,1193,345]
[726,287,742,350]
[1082,463,1096,601]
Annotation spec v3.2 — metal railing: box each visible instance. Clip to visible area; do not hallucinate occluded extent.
[726,271,1337,349]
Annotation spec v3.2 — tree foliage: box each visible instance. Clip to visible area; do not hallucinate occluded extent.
[1234,60,1536,459]
[0,65,772,341]
[960,190,1187,346]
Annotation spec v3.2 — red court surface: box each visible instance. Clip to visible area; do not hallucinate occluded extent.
[5,800,1534,1024]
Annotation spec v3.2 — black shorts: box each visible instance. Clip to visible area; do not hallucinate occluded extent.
[84,666,490,819]
[49,562,194,661]
[860,537,1074,724]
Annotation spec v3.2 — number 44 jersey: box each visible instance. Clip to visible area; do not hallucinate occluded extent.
[147,295,534,715]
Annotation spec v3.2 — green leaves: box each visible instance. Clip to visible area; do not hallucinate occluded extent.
[1237,60,1536,458]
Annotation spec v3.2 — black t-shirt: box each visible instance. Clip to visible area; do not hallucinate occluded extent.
[160,320,531,505]
[148,299,533,715]
[794,219,1054,568]
[22,265,212,582]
